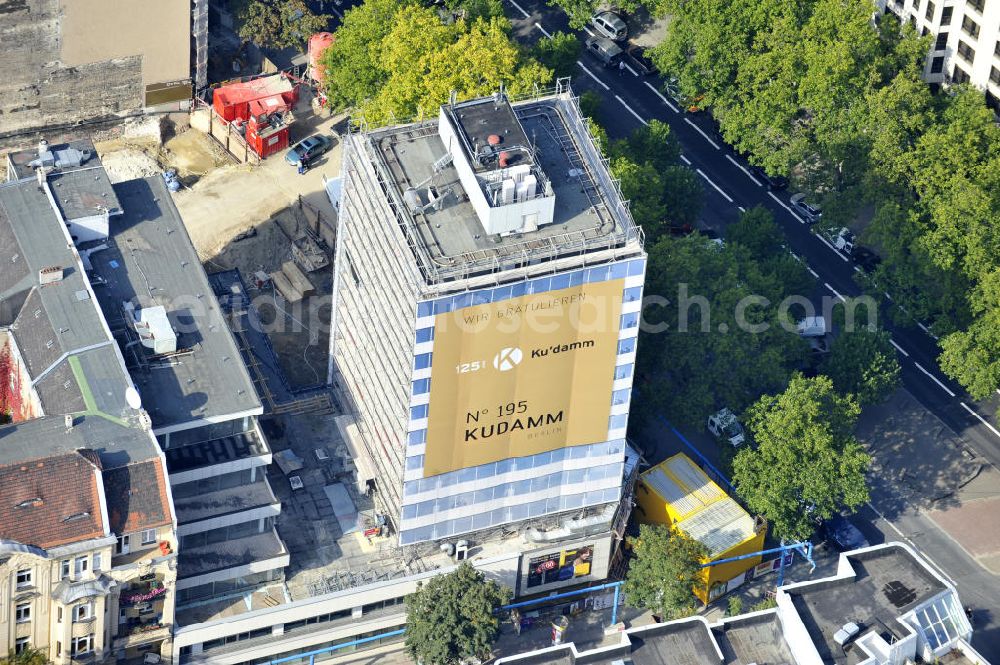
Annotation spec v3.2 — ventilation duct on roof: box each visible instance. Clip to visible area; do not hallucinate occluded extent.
[124,303,177,355]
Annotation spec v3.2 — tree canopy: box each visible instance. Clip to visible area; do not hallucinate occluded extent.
[821,328,901,406]
[318,0,552,124]
[624,523,708,619]
[404,562,512,665]
[732,374,871,541]
[533,31,582,78]
[633,208,812,429]
[235,0,329,49]
[606,120,703,240]
[649,0,1000,400]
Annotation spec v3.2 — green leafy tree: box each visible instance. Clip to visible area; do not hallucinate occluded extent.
[578,89,603,120]
[318,0,408,109]
[1,649,47,665]
[725,206,786,260]
[612,120,681,173]
[821,328,901,406]
[659,165,704,231]
[732,374,871,541]
[404,563,512,665]
[236,0,329,49]
[624,523,708,618]
[533,31,581,77]
[938,271,1000,401]
[444,0,505,21]
[633,233,811,429]
[612,157,667,236]
[363,15,553,124]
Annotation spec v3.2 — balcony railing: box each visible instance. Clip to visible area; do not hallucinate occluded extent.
[115,623,171,649]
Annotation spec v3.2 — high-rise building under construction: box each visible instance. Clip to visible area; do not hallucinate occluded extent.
[329,85,646,553]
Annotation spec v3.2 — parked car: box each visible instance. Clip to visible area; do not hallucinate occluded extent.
[285,134,335,166]
[851,246,881,273]
[824,515,870,552]
[584,35,624,67]
[623,43,656,75]
[750,165,789,191]
[789,193,822,224]
[591,11,628,41]
[707,408,745,447]
[823,226,855,254]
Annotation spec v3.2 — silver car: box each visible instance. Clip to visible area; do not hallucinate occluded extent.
[591,11,627,41]
[789,193,822,224]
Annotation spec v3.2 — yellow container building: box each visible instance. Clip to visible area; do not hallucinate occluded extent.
[636,453,766,604]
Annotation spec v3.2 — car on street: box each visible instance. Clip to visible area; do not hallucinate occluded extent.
[823,226,855,254]
[824,515,870,551]
[707,408,745,447]
[584,35,624,67]
[591,11,628,41]
[623,43,656,75]
[789,192,822,224]
[750,165,789,191]
[285,134,335,166]
[851,246,881,273]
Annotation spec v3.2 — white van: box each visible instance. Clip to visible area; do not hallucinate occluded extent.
[591,11,627,41]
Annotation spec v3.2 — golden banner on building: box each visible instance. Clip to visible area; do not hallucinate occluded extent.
[423,279,625,476]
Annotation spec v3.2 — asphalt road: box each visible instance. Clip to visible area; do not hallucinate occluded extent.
[497,0,1000,656]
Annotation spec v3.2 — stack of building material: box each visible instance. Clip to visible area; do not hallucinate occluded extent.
[268,261,315,302]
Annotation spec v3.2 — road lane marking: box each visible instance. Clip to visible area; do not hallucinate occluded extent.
[507,0,531,17]
[534,22,551,37]
[696,169,733,202]
[824,282,846,302]
[914,362,956,397]
[644,81,679,113]
[624,63,639,77]
[684,117,720,149]
[738,205,746,212]
[917,322,939,340]
[767,191,806,224]
[582,26,595,36]
[866,502,957,585]
[889,339,910,357]
[576,62,609,90]
[680,154,691,165]
[615,95,648,125]
[961,402,1000,439]
[853,265,862,273]
[807,266,819,278]
[884,292,893,301]
[725,154,763,187]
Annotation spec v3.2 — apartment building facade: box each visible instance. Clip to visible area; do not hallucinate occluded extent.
[879,0,1000,110]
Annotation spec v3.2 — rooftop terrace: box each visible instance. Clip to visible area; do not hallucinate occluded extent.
[362,88,642,286]
[86,177,261,430]
[788,547,946,664]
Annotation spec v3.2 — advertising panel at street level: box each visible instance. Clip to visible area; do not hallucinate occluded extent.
[423,278,625,476]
